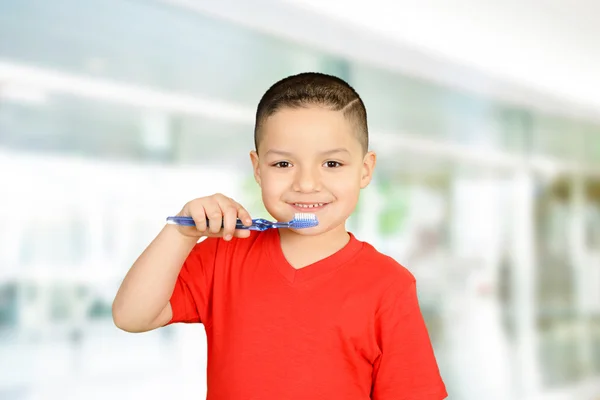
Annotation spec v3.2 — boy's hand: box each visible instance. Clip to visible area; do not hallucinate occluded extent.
[175,193,253,241]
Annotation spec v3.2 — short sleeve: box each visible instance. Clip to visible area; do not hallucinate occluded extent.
[372,278,448,400]
[166,237,219,326]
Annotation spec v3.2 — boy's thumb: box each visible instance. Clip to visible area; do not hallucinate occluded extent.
[234,229,252,239]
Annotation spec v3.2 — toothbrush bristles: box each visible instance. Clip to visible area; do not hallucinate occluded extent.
[291,212,318,228]
[293,212,317,220]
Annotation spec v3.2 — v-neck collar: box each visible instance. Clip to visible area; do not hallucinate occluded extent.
[264,228,363,285]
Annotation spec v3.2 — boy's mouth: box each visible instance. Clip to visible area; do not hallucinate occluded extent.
[290,202,330,211]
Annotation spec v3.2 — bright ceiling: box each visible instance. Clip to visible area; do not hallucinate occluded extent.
[283,0,600,112]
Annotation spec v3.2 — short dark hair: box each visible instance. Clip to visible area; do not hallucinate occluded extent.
[254,72,368,154]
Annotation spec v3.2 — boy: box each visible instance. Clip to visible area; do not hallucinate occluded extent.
[112,72,448,399]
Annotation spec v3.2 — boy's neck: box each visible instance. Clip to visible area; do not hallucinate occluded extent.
[278,224,350,270]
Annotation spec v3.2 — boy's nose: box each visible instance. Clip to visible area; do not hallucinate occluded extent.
[293,167,321,193]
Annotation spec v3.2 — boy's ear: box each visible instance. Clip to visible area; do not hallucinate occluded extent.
[360,151,377,189]
[249,150,261,186]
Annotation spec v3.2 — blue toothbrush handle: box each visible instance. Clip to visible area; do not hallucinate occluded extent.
[166,216,250,229]
[166,216,274,231]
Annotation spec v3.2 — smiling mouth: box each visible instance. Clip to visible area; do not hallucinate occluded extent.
[290,202,329,209]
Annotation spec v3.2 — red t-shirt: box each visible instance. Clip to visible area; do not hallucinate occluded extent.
[168,229,447,400]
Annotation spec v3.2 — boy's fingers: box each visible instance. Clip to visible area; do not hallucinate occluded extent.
[233,229,251,239]
[204,202,223,234]
[189,207,207,232]
[221,204,238,240]
[235,203,253,226]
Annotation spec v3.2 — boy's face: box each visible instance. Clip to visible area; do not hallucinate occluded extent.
[250,106,376,235]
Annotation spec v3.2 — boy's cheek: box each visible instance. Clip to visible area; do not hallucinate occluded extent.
[261,178,289,193]
[323,174,363,192]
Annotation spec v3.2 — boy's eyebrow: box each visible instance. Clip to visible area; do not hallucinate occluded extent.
[264,148,351,157]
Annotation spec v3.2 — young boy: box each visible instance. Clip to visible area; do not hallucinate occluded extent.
[112,72,448,399]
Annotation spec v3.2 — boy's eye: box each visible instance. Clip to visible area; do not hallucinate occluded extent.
[273,161,291,168]
[324,161,342,168]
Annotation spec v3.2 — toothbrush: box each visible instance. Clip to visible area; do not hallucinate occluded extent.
[166,212,318,231]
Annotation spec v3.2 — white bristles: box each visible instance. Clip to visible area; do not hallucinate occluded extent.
[293,212,317,221]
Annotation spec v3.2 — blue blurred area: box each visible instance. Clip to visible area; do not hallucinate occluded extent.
[1,1,599,399]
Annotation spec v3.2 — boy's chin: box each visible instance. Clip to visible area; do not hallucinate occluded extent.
[289,221,348,237]
[288,226,322,236]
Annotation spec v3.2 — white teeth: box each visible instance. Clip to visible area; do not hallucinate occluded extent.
[294,203,324,208]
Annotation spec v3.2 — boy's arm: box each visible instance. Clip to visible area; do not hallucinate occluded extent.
[112,194,251,333]
[112,224,199,333]
[372,278,448,400]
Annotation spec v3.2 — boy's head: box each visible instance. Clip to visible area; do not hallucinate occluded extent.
[254,73,369,154]
[250,72,376,236]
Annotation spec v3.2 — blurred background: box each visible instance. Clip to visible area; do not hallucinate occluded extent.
[1,0,599,399]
